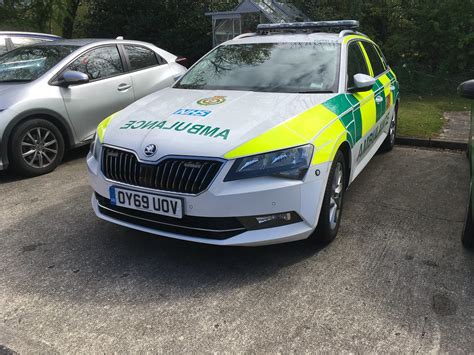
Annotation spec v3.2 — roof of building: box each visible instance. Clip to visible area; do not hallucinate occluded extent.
[206,0,309,22]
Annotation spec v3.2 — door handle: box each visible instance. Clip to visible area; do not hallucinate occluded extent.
[117,83,132,91]
[375,96,384,104]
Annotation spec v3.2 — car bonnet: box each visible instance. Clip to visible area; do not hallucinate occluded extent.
[103,87,337,161]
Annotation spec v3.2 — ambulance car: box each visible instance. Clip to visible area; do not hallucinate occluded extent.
[87,21,400,246]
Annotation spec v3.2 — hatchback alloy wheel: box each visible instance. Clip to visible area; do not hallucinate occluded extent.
[21,127,59,169]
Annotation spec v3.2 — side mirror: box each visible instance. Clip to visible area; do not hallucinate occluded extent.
[349,73,376,93]
[175,56,189,68]
[59,70,89,87]
[458,80,474,100]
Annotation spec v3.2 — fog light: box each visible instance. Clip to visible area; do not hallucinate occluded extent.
[239,212,302,230]
[256,213,292,224]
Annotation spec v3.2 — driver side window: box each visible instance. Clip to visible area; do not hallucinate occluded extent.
[347,42,369,89]
[68,46,123,81]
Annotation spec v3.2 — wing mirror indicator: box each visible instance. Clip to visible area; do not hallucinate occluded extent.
[59,70,90,87]
[349,73,376,93]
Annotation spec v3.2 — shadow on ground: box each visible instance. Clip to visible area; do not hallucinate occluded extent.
[3,185,323,305]
[0,146,90,183]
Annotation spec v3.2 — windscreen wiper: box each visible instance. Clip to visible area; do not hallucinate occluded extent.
[0,79,32,83]
[297,90,334,94]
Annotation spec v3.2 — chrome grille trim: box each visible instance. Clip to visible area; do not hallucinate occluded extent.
[101,146,224,195]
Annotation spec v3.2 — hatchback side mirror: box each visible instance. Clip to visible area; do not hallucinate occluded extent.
[59,70,89,87]
[349,73,376,93]
[175,56,189,68]
[458,80,474,100]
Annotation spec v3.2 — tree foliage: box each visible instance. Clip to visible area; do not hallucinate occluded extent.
[77,0,238,63]
[0,0,472,93]
[293,0,474,92]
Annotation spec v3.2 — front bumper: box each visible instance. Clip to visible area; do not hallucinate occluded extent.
[0,109,16,171]
[87,151,331,246]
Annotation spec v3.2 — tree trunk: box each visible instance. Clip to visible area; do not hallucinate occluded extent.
[62,0,81,39]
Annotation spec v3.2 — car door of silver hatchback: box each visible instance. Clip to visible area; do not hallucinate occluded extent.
[59,45,135,142]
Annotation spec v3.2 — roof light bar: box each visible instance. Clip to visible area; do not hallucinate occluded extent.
[257,20,359,33]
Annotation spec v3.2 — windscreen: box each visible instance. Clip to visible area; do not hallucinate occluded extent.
[0,45,76,83]
[175,42,340,93]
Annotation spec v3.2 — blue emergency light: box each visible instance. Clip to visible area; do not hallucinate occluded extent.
[257,20,359,33]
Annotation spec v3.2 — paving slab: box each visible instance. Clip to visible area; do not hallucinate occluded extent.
[0,147,472,353]
[438,111,470,143]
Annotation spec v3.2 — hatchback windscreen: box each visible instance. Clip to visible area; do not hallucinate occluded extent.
[0,45,76,83]
[175,42,340,93]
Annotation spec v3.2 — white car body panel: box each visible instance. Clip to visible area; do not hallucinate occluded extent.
[104,88,336,161]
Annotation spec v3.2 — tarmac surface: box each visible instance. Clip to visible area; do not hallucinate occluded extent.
[0,146,473,353]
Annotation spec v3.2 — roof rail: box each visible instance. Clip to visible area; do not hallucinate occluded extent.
[339,29,355,37]
[338,30,368,38]
[257,20,359,34]
[233,33,257,40]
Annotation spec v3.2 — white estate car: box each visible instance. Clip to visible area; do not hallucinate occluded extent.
[87,21,400,246]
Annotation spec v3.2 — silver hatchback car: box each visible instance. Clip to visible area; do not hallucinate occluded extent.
[0,38,187,176]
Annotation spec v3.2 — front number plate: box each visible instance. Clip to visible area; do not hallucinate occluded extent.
[110,187,183,219]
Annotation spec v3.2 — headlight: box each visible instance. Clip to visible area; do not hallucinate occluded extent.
[89,133,102,161]
[225,144,313,181]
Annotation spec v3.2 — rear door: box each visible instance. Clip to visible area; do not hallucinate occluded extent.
[60,45,135,142]
[122,44,174,100]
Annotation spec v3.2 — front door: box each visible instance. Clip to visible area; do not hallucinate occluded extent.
[60,45,134,142]
[346,41,377,167]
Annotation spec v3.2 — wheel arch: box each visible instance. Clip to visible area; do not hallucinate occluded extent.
[337,140,352,189]
[1,109,76,169]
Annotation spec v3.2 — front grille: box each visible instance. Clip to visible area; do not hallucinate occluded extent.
[96,193,246,240]
[101,147,223,194]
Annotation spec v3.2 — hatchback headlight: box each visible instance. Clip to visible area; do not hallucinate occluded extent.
[225,144,313,181]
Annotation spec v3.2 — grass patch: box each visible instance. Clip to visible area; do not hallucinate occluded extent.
[398,95,471,138]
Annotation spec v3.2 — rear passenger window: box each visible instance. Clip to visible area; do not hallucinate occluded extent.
[124,45,159,71]
[374,45,388,69]
[347,42,370,88]
[68,46,124,80]
[362,42,386,77]
[0,38,7,55]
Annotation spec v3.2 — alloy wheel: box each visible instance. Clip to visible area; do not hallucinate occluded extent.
[389,110,397,146]
[329,162,344,230]
[20,127,59,169]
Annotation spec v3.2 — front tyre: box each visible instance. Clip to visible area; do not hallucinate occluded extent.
[10,119,65,177]
[311,150,346,244]
[462,196,474,249]
[380,104,397,152]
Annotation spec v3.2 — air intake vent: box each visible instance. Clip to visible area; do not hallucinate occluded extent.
[101,147,223,194]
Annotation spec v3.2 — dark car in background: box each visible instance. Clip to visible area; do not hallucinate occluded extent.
[0,31,62,55]
[458,79,474,248]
